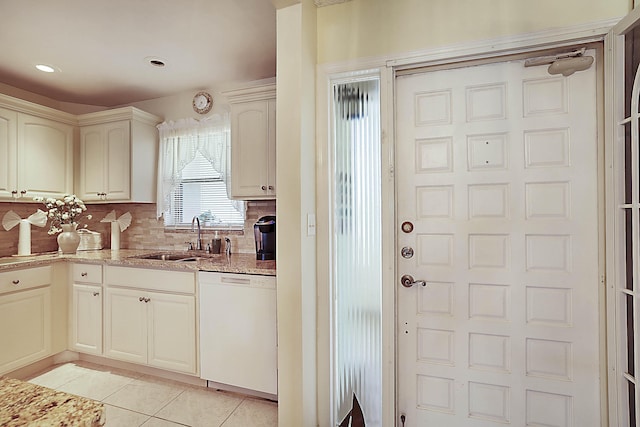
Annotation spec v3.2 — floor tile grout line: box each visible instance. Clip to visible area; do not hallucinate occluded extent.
[150,388,187,418]
[103,402,157,418]
[98,375,138,403]
[29,362,278,426]
[149,414,192,427]
[219,397,246,427]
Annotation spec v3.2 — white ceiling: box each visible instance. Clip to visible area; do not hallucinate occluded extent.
[0,0,277,107]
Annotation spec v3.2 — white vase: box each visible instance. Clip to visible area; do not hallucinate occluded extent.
[57,223,80,254]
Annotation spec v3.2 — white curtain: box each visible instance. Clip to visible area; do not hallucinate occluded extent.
[156,114,231,220]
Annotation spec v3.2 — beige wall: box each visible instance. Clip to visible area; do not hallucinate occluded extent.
[275,1,317,426]
[316,0,630,64]
[125,77,276,123]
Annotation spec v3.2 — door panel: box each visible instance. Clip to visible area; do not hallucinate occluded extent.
[104,287,147,364]
[396,55,600,426]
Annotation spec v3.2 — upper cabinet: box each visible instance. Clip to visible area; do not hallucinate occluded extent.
[225,84,276,200]
[0,98,74,201]
[77,107,161,203]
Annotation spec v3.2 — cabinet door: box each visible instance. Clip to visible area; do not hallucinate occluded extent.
[0,107,17,199]
[147,292,196,374]
[79,120,131,201]
[104,121,130,200]
[17,114,73,199]
[78,125,106,201]
[266,98,276,196]
[71,284,102,355]
[230,100,271,199]
[0,287,51,375]
[104,287,147,364]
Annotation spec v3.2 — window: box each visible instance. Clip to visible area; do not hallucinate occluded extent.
[157,116,245,229]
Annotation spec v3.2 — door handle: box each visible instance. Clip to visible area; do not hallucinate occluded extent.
[400,274,426,288]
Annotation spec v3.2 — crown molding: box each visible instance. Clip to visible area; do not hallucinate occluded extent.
[271,0,299,9]
[77,106,162,126]
[314,0,352,7]
[0,93,77,125]
[272,0,350,9]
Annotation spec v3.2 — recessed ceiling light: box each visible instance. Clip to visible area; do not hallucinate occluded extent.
[145,56,166,68]
[35,64,55,73]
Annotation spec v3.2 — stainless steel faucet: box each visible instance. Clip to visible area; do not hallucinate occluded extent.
[225,237,231,256]
[191,216,202,250]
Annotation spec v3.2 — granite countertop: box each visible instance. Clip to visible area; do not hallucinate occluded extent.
[0,377,104,426]
[0,249,276,276]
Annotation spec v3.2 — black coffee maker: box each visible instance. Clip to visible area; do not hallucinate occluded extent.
[254,215,276,260]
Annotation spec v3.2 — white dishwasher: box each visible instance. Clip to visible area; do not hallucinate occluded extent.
[198,271,277,396]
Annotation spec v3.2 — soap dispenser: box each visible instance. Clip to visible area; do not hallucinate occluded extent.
[211,231,222,254]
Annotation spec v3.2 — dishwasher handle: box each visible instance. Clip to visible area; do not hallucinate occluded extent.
[220,276,252,285]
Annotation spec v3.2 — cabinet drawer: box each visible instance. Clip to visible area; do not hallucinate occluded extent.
[105,266,195,294]
[72,263,103,284]
[0,266,52,295]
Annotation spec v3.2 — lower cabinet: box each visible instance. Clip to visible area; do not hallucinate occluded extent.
[0,266,52,375]
[147,292,196,373]
[103,266,197,375]
[70,263,103,355]
[71,284,102,355]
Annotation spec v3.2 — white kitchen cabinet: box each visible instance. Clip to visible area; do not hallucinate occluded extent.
[71,284,102,355]
[225,84,276,200]
[0,266,52,375]
[104,287,147,365]
[0,107,17,199]
[104,266,197,374]
[77,107,161,202]
[147,291,196,373]
[0,100,74,200]
[70,263,103,355]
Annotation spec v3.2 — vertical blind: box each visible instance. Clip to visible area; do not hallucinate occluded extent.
[332,78,382,426]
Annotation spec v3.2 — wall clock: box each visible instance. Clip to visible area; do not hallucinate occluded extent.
[192,91,213,114]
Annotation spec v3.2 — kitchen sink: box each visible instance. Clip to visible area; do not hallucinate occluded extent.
[131,253,199,262]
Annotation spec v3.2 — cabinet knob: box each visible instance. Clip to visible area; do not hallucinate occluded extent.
[261,185,267,191]
[81,272,88,277]
[144,297,150,303]
[139,297,144,302]
[92,292,99,297]
[268,185,274,190]
[11,190,17,197]
[11,279,19,285]
[20,190,26,196]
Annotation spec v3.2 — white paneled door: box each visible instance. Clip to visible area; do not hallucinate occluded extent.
[396,54,600,426]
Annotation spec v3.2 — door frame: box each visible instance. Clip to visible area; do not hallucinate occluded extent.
[604,7,640,427]
[316,18,617,427]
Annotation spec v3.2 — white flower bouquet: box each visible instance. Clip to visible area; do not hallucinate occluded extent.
[33,194,92,235]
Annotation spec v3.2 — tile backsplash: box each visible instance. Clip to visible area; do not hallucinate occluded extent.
[0,200,276,258]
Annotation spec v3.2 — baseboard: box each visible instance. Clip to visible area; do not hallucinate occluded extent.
[7,351,278,403]
[6,353,77,380]
[52,350,81,364]
[77,353,206,388]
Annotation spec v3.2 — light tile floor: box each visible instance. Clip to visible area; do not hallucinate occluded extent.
[26,361,278,427]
